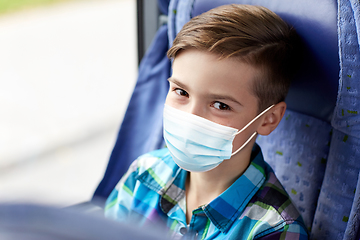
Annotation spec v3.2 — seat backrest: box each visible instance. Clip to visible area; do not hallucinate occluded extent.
[168,0,338,233]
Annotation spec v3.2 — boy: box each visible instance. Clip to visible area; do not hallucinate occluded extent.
[105,4,308,240]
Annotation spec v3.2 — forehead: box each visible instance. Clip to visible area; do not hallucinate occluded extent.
[171,50,259,104]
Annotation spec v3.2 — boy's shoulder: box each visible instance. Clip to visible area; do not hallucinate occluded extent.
[135,148,174,171]
[132,148,181,186]
[239,168,308,237]
[256,171,304,224]
[116,148,175,187]
[130,148,171,170]
[233,144,308,237]
[249,145,304,222]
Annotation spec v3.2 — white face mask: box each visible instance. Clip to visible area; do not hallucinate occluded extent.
[163,104,274,172]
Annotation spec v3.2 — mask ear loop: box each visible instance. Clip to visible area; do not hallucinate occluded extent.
[231,104,275,156]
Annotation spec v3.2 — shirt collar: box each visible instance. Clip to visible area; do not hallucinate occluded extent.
[136,144,267,233]
[203,144,267,233]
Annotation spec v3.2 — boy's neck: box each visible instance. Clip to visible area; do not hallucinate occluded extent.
[185,142,255,224]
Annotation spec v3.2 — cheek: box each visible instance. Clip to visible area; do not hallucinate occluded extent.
[165,95,185,111]
[231,126,258,150]
[209,113,245,129]
[164,94,170,105]
[207,116,232,127]
[165,91,176,106]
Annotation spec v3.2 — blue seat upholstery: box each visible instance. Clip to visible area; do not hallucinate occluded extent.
[93,24,170,199]
[94,0,360,239]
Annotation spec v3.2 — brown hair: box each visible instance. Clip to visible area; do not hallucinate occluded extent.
[167,4,302,112]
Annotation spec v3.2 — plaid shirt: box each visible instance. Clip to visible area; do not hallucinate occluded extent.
[105,145,308,239]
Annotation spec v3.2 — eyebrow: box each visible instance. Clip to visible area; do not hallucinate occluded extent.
[208,93,243,107]
[167,77,189,90]
[168,77,243,107]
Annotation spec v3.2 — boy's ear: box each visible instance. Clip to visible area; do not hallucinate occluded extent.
[257,102,286,136]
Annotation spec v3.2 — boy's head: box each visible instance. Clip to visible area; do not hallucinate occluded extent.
[167,4,302,112]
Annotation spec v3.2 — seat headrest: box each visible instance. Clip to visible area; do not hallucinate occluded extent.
[191,0,339,122]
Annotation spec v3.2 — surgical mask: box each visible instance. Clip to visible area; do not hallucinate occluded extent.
[163,104,274,172]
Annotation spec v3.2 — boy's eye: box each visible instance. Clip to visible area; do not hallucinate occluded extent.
[213,102,231,111]
[175,88,189,97]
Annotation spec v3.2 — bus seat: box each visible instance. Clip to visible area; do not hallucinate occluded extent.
[94,0,360,239]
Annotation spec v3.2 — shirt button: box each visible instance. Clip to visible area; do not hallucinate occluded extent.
[180,227,187,235]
